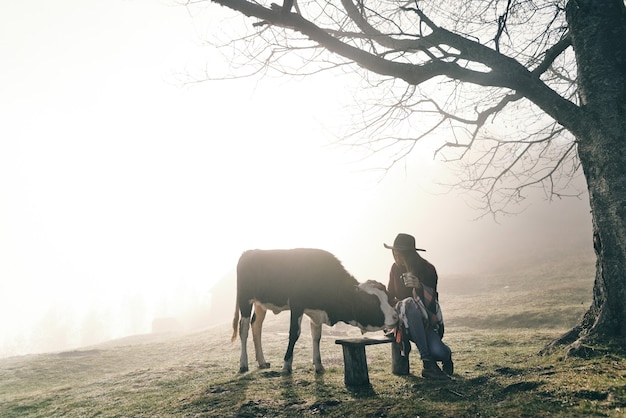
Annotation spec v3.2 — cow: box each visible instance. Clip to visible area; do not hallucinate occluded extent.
[231,248,398,374]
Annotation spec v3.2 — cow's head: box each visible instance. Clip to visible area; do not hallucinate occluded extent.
[349,280,398,332]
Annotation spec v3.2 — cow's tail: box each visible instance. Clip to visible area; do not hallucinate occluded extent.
[231,302,240,342]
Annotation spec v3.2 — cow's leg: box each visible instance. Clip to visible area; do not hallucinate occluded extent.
[238,315,251,373]
[251,303,270,369]
[283,310,303,374]
[310,320,325,374]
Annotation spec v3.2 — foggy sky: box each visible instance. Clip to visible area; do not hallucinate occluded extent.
[0,0,594,358]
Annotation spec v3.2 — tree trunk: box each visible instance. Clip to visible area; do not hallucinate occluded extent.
[545,0,626,355]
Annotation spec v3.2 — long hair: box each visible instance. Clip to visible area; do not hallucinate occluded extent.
[396,249,438,290]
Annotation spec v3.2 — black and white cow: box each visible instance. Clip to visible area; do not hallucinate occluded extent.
[231,248,398,374]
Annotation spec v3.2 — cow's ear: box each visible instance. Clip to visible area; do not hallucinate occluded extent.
[373,280,388,291]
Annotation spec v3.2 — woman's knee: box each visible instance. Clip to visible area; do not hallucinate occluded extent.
[432,342,451,360]
[440,343,452,359]
[427,333,451,360]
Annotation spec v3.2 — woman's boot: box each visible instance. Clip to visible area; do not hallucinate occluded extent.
[442,357,454,376]
[421,359,449,380]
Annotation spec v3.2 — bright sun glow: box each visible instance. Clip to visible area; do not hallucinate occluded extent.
[0,0,403,355]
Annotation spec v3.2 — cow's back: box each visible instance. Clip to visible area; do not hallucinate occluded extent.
[236,248,358,311]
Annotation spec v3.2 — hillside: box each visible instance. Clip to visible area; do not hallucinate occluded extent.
[3,251,625,417]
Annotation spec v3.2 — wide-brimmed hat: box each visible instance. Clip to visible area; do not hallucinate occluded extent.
[383,233,426,252]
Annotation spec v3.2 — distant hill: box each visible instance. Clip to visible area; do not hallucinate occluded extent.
[207,268,237,327]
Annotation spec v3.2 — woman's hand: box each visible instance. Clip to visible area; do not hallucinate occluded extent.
[401,272,420,288]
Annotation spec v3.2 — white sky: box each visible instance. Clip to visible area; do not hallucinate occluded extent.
[0,0,593,356]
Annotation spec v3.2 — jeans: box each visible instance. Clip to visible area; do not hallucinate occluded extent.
[404,297,451,362]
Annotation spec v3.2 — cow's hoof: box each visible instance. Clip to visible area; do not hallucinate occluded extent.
[239,366,249,373]
[281,367,293,375]
[315,366,326,375]
[259,362,271,369]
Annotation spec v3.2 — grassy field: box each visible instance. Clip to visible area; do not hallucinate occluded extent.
[2,251,626,417]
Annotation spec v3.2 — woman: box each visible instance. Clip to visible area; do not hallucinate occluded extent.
[385,233,453,379]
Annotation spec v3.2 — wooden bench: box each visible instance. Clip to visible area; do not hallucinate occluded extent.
[335,336,409,386]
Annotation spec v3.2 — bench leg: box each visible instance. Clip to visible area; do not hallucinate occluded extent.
[341,345,369,386]
[391,341,410,375]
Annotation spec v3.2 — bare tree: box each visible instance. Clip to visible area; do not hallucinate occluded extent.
[202,0,626,354]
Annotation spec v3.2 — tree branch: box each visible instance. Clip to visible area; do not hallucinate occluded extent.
[206,0,587,216]
[532,36,572,76]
